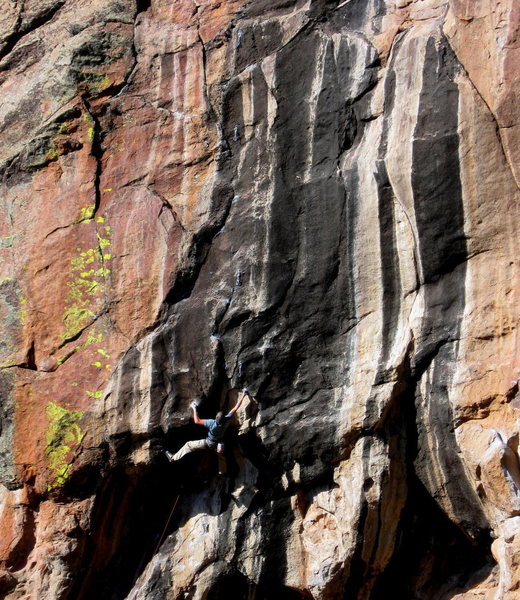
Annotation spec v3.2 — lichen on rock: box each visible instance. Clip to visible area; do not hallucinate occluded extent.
[44,402,85,491]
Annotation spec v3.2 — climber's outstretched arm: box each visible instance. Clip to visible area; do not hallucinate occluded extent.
[191,402,205,425]
[228,389,249,417]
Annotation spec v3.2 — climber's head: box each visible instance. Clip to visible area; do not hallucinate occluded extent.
[215,411,225,424]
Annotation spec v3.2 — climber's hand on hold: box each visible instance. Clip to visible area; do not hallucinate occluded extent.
[190,399,205,425]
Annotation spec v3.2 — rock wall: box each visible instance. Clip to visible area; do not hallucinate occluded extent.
[0,1,519,599]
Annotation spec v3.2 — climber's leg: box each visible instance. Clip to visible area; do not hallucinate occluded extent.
[171,439,207,461]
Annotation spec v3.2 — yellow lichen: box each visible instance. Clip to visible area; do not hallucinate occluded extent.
[62,306,95,341]
[45,148,59,162]
[45,402,85,491]
[85,330,104,346]
[78,205,96,223]
[57,122,69,135]
[61,225,112,342]
[96,234,110,249]
[95,267,111,278]
[56,329,104,366]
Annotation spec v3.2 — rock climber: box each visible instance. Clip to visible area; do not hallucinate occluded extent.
[166,388,249,473]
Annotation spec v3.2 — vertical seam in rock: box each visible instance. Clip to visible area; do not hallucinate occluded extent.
[449,55,520,192]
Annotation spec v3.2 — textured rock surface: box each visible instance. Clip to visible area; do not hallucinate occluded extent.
[0,0,519,598]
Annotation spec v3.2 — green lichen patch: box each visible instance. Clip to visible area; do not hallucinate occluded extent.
[62,306,95,342]
[61,226,112,343]
[19,295,28,325]
[77,205,96,223]
[56,328,104,366]
[45,402,85,491]
[97,228,111,249]
[45,148,59,162]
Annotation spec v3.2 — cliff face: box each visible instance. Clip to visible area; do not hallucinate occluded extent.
[0,1,519,598]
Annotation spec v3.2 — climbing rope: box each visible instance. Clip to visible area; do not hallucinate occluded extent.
[153,493,180,556]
